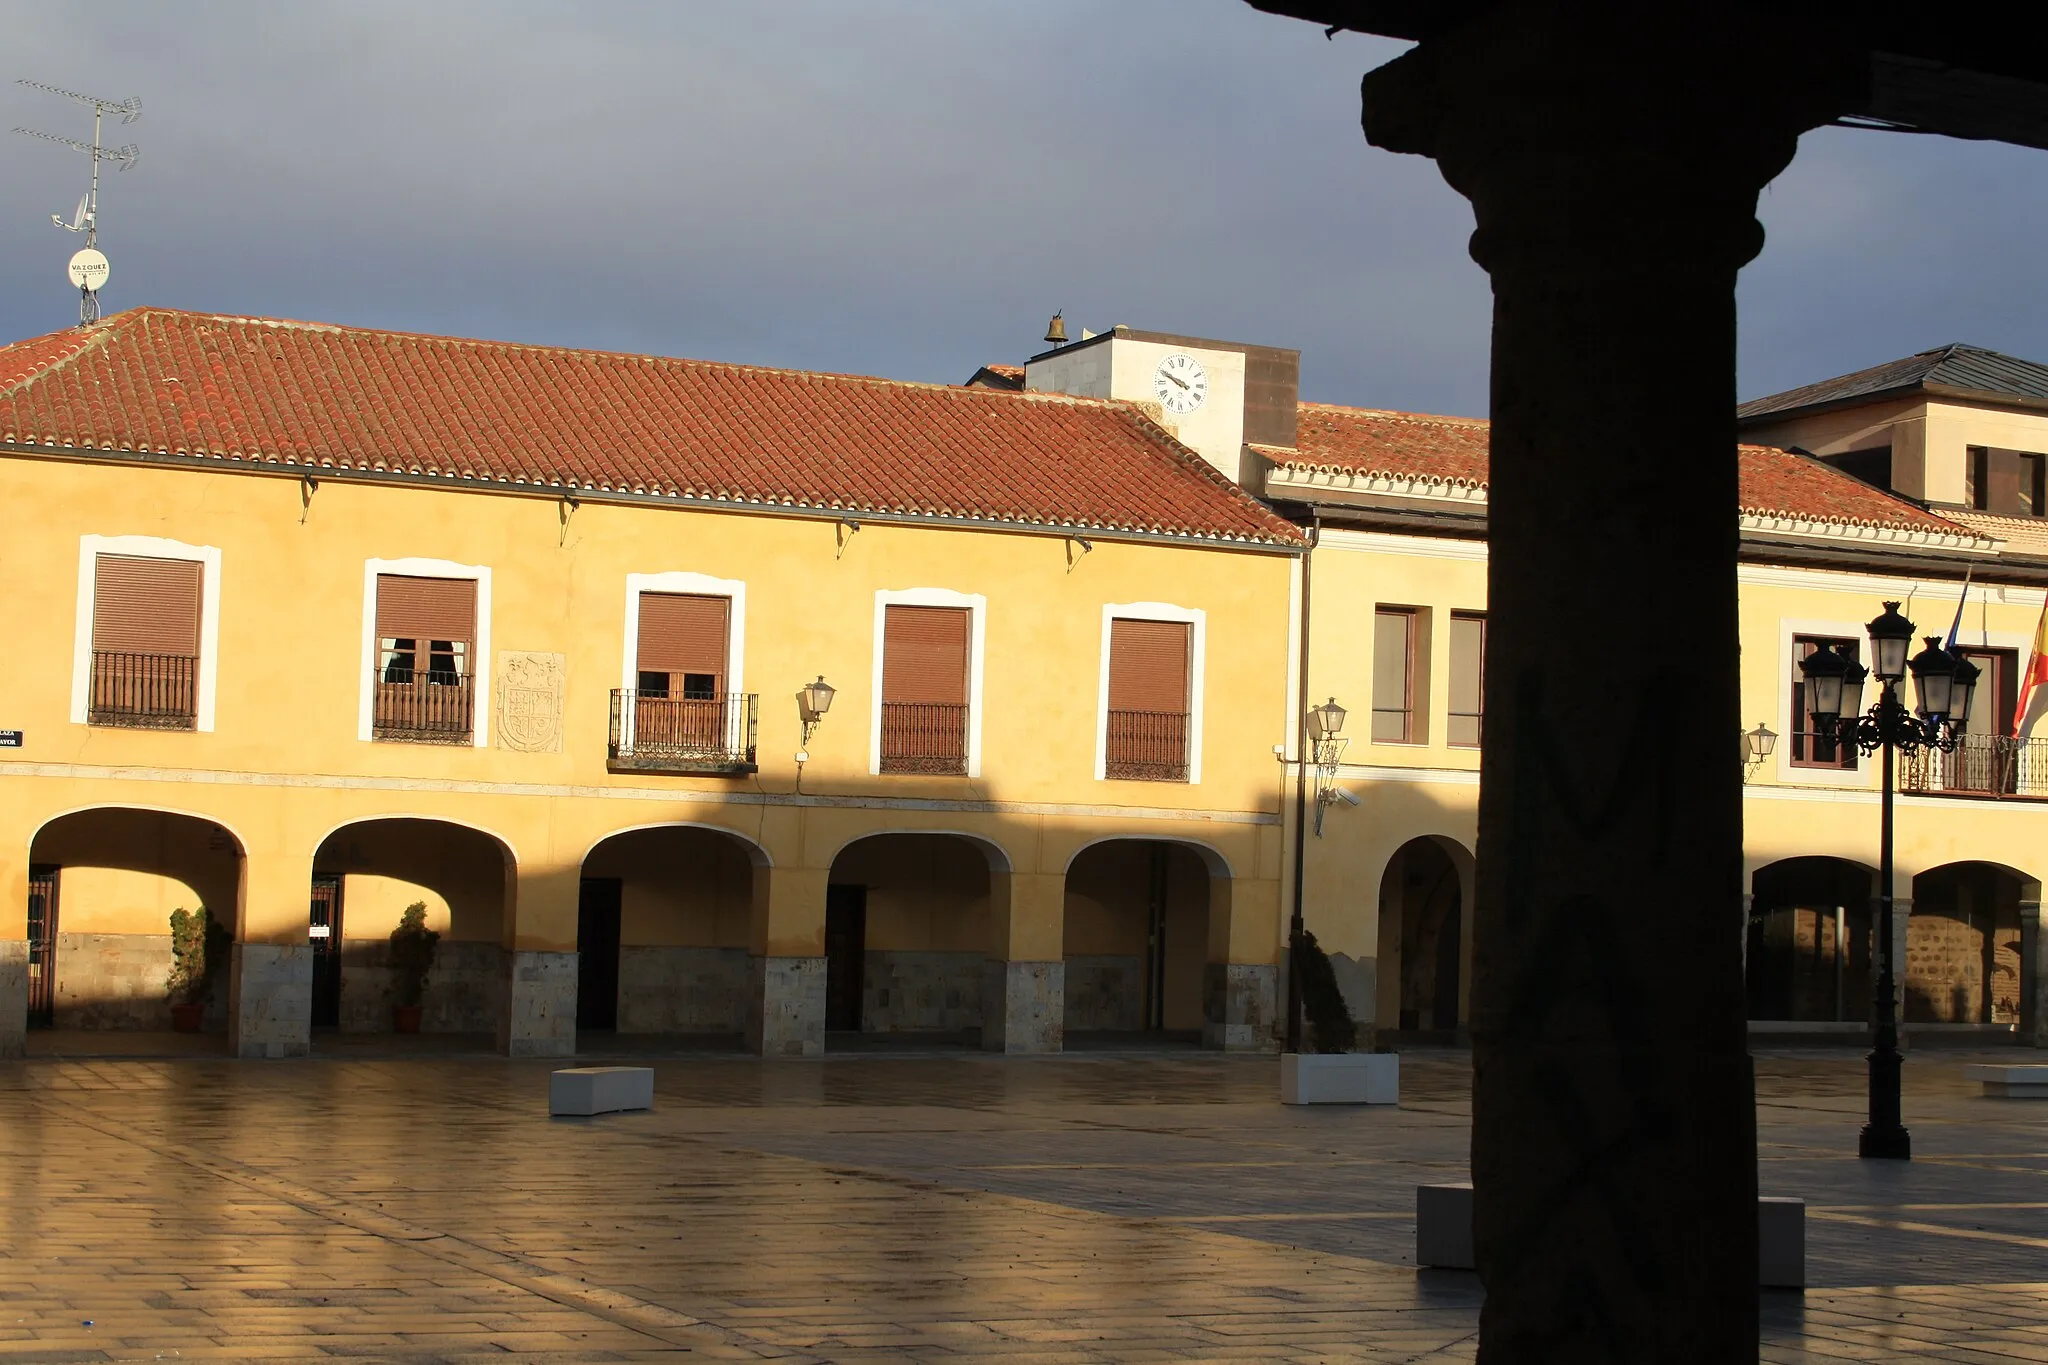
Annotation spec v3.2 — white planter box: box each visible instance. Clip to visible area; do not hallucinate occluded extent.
[1963,1064,2048,1098]
[1282,1051,1399,1105]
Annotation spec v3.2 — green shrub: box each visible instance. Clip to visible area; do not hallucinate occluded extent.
[167,906,231,1006]
[389,901,441,1008]
[1296,929,1358,1054]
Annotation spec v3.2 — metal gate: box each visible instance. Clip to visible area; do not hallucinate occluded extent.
[26,867,58,1028]
[310,875,343,1028]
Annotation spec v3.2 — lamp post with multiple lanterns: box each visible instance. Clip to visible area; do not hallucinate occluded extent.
[1286,697,1351,1053]
[1798,601,1979,1160]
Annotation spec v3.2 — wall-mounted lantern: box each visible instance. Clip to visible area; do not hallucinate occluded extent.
[796,676,835,757]
[1308,696,1350,835]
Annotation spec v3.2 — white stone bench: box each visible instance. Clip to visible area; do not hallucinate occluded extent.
[1282,1052,1400,1105]
[1416,1183,1806,1288]
[1963,1064,2048,1098]
[550,1066,654,1116]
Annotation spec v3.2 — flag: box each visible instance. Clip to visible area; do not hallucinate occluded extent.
[2018,598,2048,735]
[1944,565,1973,651]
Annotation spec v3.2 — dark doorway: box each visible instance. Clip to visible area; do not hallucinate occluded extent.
[1432,900,1461,1032]
[578,877,623,1031]
[824,883,867,1032]
[309,875,343,1028]
[26,866,57,1029]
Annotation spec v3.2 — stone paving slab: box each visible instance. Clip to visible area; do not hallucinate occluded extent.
[1,1045,2045,1360]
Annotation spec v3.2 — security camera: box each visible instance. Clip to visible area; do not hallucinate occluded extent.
[1335,787,1361,808]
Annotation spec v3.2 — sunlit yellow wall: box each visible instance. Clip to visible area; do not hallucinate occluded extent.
[0,453,1295,963]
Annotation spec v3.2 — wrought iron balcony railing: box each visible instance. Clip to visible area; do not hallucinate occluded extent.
[372,673,474,744]
[88,650,198,729]
[879,701,969,775]
[1104,708,1190,782]
[1900,733,2048,800]
[609,690,757,773]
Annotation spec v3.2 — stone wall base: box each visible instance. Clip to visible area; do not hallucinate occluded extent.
[747,955,824,1058]
[983,959,1063,1054]
[617,945,749,1034]
[1204,961,1278,1052]
[1064,954,1142,1032]
[229,943,313,1059]
[50,932,175,1030]
[0,939,26,1059]
[341,939,504,1034]
[497,950,577,1057]
[866,949,982,1034]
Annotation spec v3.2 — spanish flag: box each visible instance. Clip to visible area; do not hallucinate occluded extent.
[2020,598,2048,735]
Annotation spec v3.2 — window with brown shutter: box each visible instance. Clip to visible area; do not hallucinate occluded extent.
[1106,618,1191,781]
[1790,636,1859,771]
[89,554,202,728]
[879,605,969,773]
[373,574,477,742]
[1448,612,1485,748]
[632,592,732,751]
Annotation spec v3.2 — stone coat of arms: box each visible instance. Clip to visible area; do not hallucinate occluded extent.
[497,651,566,753]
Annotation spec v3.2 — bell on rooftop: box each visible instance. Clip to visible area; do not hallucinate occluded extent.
[1043,311,1067,348]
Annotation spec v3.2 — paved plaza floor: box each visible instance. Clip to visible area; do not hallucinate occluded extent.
[3,1041,2046,1362]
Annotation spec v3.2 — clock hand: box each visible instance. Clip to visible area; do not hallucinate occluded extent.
[1162,371,1190,390]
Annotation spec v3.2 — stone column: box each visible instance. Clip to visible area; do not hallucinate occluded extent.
[1891,895,1913,1050]
[498,865,577,1058]
[983,870,1063,1053]
[0,854,27,1059]
[1202,872,1278,1051]
[746,865,826,1058]
[2021,900,2045,1048]
[1356,9,1856,1358]
[230,851,315,1058]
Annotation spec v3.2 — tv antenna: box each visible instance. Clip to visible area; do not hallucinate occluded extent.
[14,80,143,326]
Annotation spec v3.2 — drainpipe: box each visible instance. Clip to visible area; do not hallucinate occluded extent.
[1285,510,1320,1055]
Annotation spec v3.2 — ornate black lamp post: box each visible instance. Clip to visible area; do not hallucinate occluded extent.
[1799,602,1980,1160]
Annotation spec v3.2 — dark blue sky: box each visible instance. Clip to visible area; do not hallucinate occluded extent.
[7,1,2047,418]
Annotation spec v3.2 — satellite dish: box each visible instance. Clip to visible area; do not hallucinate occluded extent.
[67,247,109,292]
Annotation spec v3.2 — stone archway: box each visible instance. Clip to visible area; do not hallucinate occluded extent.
[1062,839,1216,1043]
[1747,857,1875,1024]
[1377,836,1472,1035]
[26,807,245,1033]
[1907,862,2037,1027]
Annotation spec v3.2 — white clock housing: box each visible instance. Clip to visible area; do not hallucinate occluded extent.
[1152,353,1209,416]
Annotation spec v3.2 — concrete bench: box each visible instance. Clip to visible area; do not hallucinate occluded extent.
[1416,1183,1806,1288]
[550,1066,654,1116]
[1963,1064,2048,1098]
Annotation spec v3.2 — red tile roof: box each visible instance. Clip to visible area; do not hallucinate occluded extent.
[0,309,1302,548]
[1274,403,1971,536]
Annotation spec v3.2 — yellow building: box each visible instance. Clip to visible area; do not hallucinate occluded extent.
[0,309,1304,1058]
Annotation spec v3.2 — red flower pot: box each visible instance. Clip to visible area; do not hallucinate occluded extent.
[169,1002,205,1033]
[393,1004,423,1034]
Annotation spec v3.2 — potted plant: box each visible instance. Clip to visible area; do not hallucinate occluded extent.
[1281,930,1398,1105]
[388,901,440,1034]
[166,905,230,1032]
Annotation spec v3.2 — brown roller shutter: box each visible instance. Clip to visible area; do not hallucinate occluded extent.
[375,574,476,642]
[1108,619,1190,714]
[93,554,202,656]
[637,593,729,683]
[882,605,969,704]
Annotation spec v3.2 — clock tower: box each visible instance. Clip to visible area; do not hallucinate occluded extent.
[1021,326,1299,489]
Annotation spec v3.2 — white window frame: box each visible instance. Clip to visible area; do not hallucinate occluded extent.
[1774,616,1876,790]
[360,557,493,748]
[871,587,987,778]
[619,572,747,694]
[72,534,224,732]
[1096,601,1206,785]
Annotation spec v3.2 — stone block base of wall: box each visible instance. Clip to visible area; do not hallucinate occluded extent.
[1204,962,1278,1052]
[339,940,504,1034]
[865,950,982,1034]
[497,950,577,1057]
[230,943,313,1059]
[748,955,824,1058]
[1063,955,1143,1032]
[983,960,1063,1053]
[0,939,26,1058]
[51,932,173,1030]
[617,945,749,1034]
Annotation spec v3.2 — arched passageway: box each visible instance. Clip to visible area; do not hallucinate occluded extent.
[1062,840,1213,1041]
[825,833,999,1041]
[1908,862,2034,1026]
[578,825,760,1039]
[310,818,510,1035]
[1377,837,1470,1035]
[26,808,244,1031]
[1747,857,1873,1023]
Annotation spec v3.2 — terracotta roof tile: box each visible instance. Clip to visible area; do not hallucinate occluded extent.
[1274,402,1972,537]
[0,309,1302,547]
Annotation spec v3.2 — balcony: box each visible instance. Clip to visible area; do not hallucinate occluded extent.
[373,672,474,744]
[879,701,969,775]
[1901,734,2048,800]
[609,690,757,774]
[88,651,197,730]
[1104,709,1190,782]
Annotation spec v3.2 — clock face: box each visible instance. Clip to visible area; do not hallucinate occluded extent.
[1152,353,1209,416]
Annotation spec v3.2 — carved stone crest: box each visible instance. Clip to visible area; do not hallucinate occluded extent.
[496,651,565,753]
